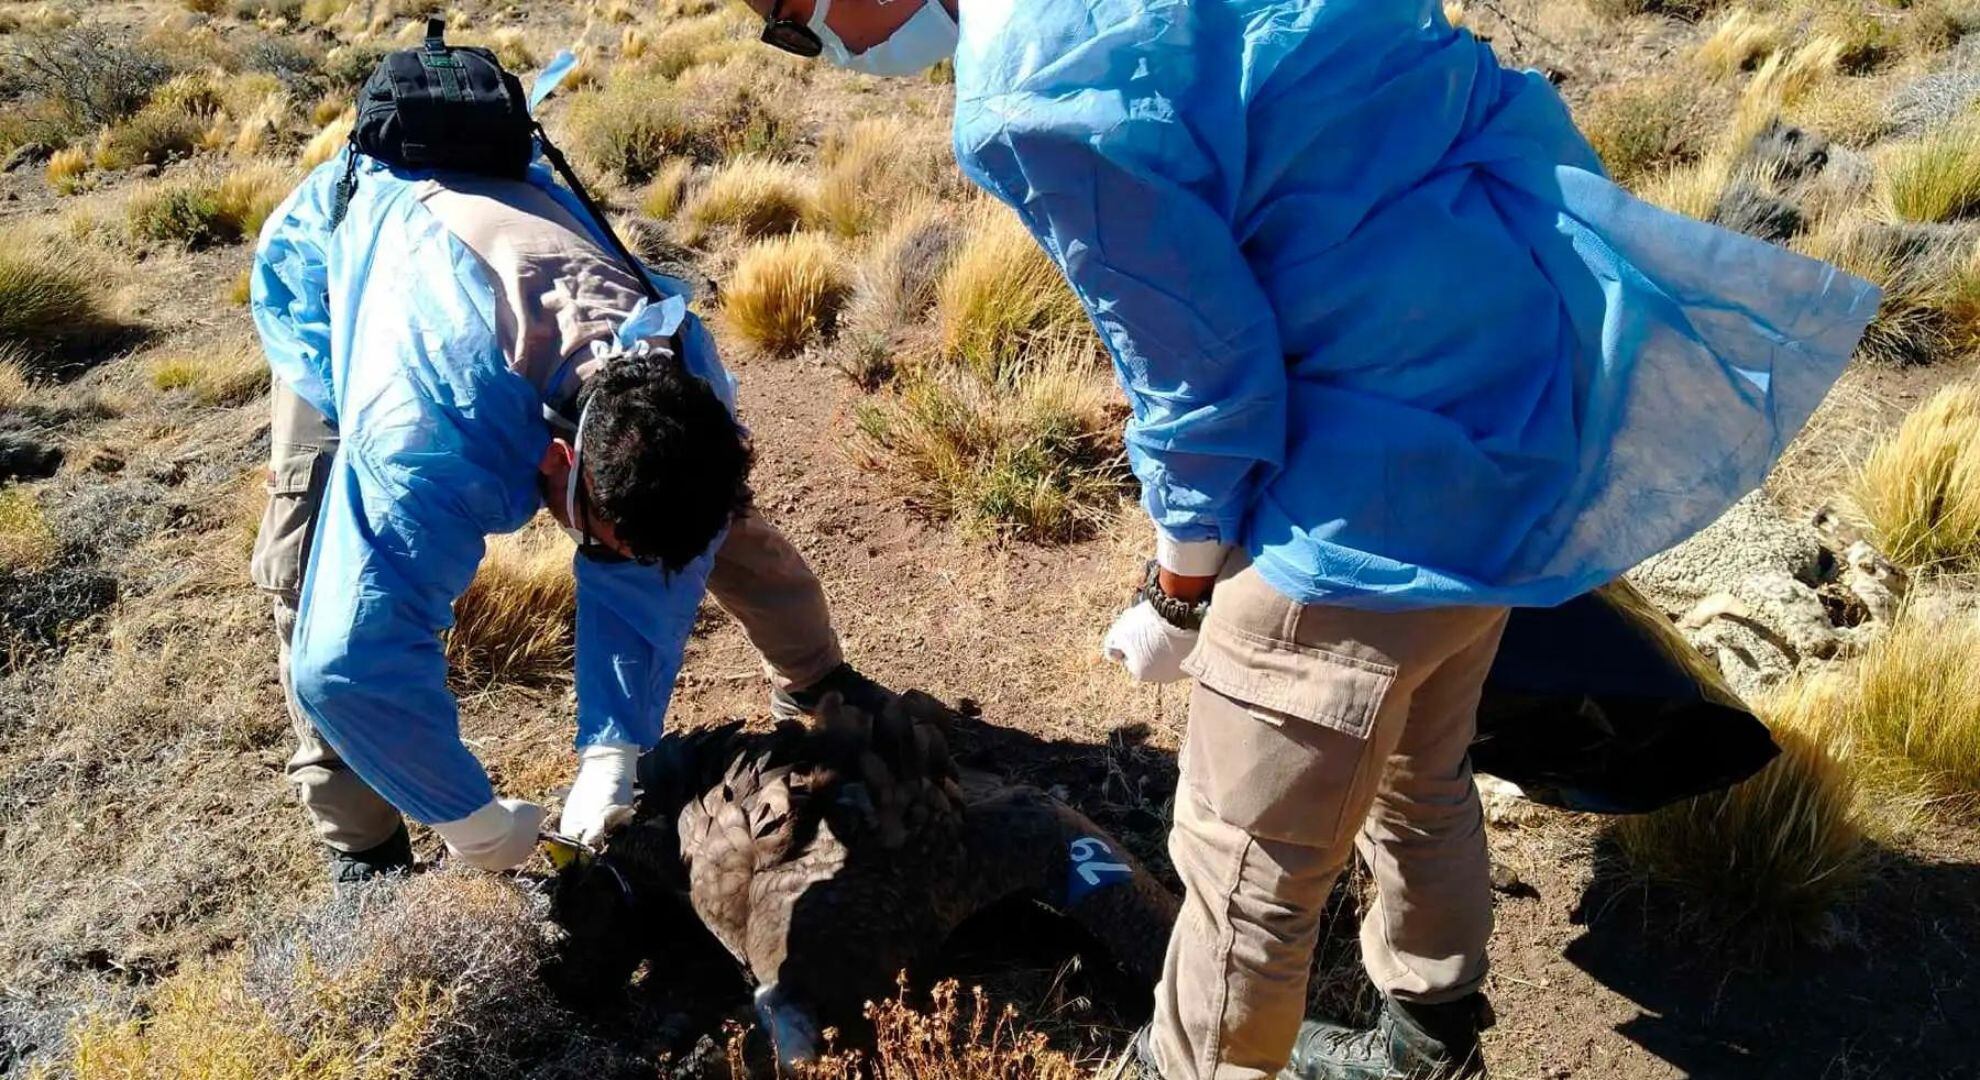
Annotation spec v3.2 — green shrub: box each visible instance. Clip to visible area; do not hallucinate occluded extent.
[127,179,235,249]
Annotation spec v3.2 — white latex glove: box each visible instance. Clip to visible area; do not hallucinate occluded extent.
[1103,599,1198,683]
[434,798,547,872]
[558,740,639,846]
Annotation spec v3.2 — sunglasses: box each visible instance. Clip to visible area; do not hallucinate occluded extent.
[760,0,823,58]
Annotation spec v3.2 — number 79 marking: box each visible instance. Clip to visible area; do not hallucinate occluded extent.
[1070,836,1131,887]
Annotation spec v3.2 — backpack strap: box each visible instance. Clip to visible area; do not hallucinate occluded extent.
[534,122,663,305]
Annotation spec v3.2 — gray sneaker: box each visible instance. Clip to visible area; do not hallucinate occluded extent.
[1281,994,1492,1080]
[768,663,895,722]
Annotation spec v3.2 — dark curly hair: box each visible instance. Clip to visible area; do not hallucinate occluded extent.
[579,359,753,572]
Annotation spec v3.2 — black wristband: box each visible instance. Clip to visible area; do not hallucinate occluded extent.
[1138,560,1210,632]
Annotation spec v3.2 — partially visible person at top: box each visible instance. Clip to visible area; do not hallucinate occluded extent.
[736,1,1878,1077]
[248,108,892,885]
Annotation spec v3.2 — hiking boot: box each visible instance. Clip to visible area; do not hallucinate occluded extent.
[329,823,414,884]
[1281,994,1493,1080]
[769,662,895,722]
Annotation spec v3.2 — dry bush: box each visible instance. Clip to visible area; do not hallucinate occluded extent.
[92,94,209,170]
[1853,381,1980,572]
[1584,0,1726,19]
[0,233,117,365]
[722,233,851,357]
[0,23,173,130]
[639,156,695,219]
[448,522,575,685]
[1877,121,1980,223]
[1805,0,1900,72]
[561,58,800,180]
[619,11,737,78]
[677,155,815,245]
[801,980,1088,1080]
[69,872,629,1080]
[226,266,254,306]
[815,116,959,239]
[1731,36,1844,146]
[936,202,1088,381]
[126,162,289,250]
[0,487,56,570]
[1578,72,1707,186]
[1696,8,1784,77]
[44,145,89,194]
[148,344,270,408]
[854,343,1126,542]
[1612,722,1872,955]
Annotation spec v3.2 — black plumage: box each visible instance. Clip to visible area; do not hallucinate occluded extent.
[549,691,1177,1058]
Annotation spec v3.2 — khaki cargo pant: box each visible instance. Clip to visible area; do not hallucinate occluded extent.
[249,384,845,852]
[1151,554,1508,1080]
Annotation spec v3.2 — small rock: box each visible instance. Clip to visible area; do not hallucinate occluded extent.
[1488,861,1527,895]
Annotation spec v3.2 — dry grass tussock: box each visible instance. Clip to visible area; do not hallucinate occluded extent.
[1696,8,1785,79]
[937,201,1089,381]
[815,115,961,239]
[1877,120,1980,223]
[1613,720,1874,956]
[1792,213,1980,367]
[448,521,576,686]
[0,354,29,413]
[0,487,57,571]
[125,161,295,250]
[839,200,962,385]
[855,342,1126,543]
[1774,613,1980,803]
[300,110,355,169]
[67,871,633,1080]
[639,156,696,220]
[1579,73,1705,186]
[0,230,118,367]
[677,154,816,245]
[1854,381,1980,572]
[722,233,852,357]
[560,56,800,181]
[147,342,271,408]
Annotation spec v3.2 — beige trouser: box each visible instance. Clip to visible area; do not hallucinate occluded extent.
[1151,554,1508,1080]
[249,384,844,852]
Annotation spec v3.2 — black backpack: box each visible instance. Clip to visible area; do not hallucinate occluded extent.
[330,17,658,303]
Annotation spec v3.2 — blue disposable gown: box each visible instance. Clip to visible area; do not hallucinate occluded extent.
[250,153,735,826]
[954,0,1879,609]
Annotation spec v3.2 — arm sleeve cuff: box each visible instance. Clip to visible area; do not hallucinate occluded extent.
[1156,535,1231,577]
[432,799,507,850]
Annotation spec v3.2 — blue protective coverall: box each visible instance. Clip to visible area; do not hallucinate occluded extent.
[953,0,1879,609]
[250,153,734,827]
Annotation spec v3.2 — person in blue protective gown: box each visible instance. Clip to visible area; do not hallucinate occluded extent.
[737,0,1877,1076]
[248,121,893,886]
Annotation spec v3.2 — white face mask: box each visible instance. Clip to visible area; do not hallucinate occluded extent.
[810,0,958,77]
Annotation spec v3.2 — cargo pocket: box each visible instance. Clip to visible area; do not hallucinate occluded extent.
[1181,614,1400,846]
[249,446,330,597]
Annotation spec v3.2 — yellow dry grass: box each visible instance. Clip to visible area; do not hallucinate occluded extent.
[0,486,57,571]
[300,111,355,170]
[1781,74,1891,148]
[45,146,91,195]
[677,155,815,245]
[0,231,114,363]
[1794,212,1968,366]
[1613,719,1872,955]
[1878,120,1980,223]
[447,522,576,686]
[1697,8,1786,78]
[1771,614,1980,803]
[640,156,696,220]
[721,233,851,357]
[1732,35,1845,145]
[1578,73,1703,186]
[1853,381,1980,572]
[854,340,1125,542]
[936,202,1088,380]
[0,354,28,413]
[815,115,957,239]
[147,344,271,408]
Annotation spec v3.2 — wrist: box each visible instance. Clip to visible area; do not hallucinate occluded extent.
[1155,535,1229,578]
[1138,560,1210,631]
[434,799,509,852]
